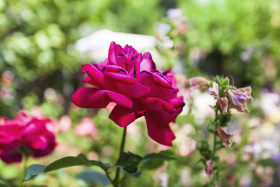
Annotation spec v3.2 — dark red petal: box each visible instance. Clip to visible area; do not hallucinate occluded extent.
[109,105,137,127]
[0,143,22,163]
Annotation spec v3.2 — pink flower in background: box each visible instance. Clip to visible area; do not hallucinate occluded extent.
[72,41,185,146]
[0,111,57,164]
[58,115,72,132]
[74,118,98,137]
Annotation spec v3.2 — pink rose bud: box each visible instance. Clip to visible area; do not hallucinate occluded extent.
[71,42,185,146]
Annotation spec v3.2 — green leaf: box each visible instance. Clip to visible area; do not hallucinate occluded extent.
[24,154,110,181]
[142,150,176,170]
[24,164,46,181]
[44,154,109,173]
[44,156,91,173]
[221,77,229,86]
[76,170,110,186]
[143,150,176,161]
[116,152,142,173]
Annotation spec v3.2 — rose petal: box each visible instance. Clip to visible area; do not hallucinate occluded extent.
[104,72,138,85]
[139,97,179,146]
[73,87,138,109]
[162,70,177,87]
[89,89,133,109]
[145,115,176,146]
[82,64,105,88]
[142,97,175,114]
[0,143,22,163]
[140,52,156,72]
[109,105,137,127]
[104,72,149,98]
[102,65,128,75]
[139,71,176,99]
[108,41,123,66]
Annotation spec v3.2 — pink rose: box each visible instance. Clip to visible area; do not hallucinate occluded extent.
[72,42,185,146]
[0,112,57,163]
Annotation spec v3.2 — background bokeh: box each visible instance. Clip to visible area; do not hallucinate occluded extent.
[1,0,280,186]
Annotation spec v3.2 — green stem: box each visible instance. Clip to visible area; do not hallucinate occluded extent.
[20,154,28,187]
[113,127,127,187]
[212,131,217,157]
[212,108,219,158]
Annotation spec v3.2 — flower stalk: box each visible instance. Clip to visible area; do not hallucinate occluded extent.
[113,127,127,187]
[20,154,28,187]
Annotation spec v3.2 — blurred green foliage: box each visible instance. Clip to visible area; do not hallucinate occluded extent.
[0,0,280,186]
[179,0,280,93]
[0,0,165,117]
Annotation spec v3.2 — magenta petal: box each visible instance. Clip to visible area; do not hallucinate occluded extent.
[89,90,133,109]
[72,87,133,109]
[139,97,179,146]
[82,64,105,88]
[108,41,123,65]
[142,97,175,114]
[140,52,156,72]
[152,72,173,89]
[170,96,184,108]
[104,72,137,84]
[104,74,149,98]
[162,70,177,87]
[139,71,175,99]
[103,65,128,74]
[0,143,22,163]
[72,87,105,108]
[145,115,176,146]
[109,105,136,127]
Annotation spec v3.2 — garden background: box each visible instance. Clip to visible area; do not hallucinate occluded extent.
[1,0,280,186]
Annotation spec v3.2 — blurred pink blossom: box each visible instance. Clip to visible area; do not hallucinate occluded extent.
[58,115,72,132]
[74,118,98,137]
[0,111,57,163]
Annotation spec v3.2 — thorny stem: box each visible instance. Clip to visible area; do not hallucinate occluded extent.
[113,127,127,187]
